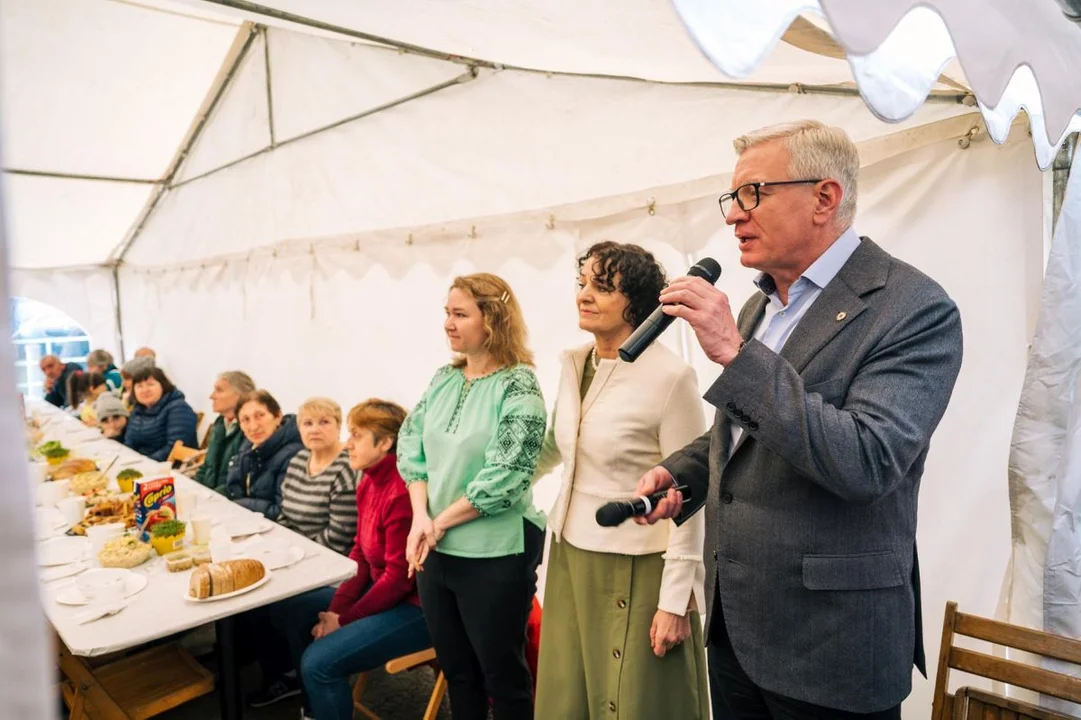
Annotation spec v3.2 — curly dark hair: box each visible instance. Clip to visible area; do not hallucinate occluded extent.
[577,241,667,328]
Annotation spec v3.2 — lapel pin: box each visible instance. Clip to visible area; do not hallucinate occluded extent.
[836,311,847,321]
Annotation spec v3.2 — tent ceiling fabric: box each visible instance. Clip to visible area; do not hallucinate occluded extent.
[2,175,155,269]
[670,0,1081,168]
[267,29,477,144]
[0,0,238,179]
[175,30,271,182]
[0,0,1073,270]
[123,62,973,267]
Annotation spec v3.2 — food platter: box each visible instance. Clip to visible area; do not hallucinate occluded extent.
[183,571,271,603]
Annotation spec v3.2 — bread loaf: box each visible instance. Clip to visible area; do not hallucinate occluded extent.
[188,559,266,599]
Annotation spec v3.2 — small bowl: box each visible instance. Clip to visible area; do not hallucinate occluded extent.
[74,569,126,603]
[163,550,194,573]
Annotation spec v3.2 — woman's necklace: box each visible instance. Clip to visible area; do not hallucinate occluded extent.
[591,346,600,370]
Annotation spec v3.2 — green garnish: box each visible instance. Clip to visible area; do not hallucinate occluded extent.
[117,468,144,481]
[151,519,186,537]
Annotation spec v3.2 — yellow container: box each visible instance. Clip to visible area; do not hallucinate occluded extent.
[45,453,69,466]
[151,530,186,556]
[116,477,134,494]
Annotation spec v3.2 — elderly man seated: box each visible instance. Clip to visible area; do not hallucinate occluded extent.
[39,355,82,408]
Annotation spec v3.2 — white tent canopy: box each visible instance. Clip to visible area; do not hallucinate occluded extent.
[0,1,1076,718]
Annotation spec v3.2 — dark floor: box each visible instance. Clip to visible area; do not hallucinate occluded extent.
[159,656,451,720]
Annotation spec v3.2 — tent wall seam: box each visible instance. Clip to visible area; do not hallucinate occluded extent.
[198,0,970,103]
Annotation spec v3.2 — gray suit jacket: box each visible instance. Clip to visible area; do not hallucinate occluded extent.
[661,237,963,713]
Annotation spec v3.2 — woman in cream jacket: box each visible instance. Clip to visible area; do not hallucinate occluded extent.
[534,241,709,719]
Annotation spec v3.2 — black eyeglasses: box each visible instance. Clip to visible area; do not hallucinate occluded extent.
[718,179,823,218]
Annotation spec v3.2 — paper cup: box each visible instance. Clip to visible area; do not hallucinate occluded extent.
[190,515,212,546]
[39,479,71,508]
[57,496,86,529]
[175,491,198,520]
[28,462,48,485]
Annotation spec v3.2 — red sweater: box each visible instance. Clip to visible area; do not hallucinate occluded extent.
[328,453,419,625]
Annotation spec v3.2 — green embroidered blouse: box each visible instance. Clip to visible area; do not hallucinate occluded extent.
[397,363,547,558]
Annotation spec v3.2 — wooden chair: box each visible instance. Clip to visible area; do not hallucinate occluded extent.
[352,648,446,720]
[166,440,206,470]
[57,639,214,719]
[932,601,1081,720]
[952,686,1077,719]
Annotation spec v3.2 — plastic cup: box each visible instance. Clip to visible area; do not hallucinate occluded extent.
[190,515,212,546]
[57,496,86,529]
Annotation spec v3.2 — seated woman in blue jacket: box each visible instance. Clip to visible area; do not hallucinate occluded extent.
[124,366,199,461]
[227,390,303,519]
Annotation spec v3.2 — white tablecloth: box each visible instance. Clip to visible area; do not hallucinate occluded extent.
[32,404,357,657]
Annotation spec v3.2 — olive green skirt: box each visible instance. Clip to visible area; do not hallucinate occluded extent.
[534,539,709,719]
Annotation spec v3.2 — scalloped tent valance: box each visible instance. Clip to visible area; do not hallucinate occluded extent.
[672,0,1081,168]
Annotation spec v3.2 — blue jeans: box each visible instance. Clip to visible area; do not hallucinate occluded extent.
[300,602,431,720]
[245,587,337,684]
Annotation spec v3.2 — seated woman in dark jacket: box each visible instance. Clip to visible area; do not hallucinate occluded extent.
[195,371,256,495]
[227,390,303,519]
[124,366,198,461]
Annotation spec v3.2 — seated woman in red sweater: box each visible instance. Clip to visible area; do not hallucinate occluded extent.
[297,399,430,720]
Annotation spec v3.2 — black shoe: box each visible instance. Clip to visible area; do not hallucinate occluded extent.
[248,676,301,708]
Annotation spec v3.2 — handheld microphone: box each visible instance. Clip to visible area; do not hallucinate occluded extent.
[618,258,722,362]
[595,485,691,527]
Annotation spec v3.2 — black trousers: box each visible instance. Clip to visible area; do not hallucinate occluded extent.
[708,589,902,720]
[416,520,544,720]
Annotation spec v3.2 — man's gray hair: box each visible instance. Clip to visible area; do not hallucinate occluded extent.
[734,120,859,229]
[87,349,114,368]
[218,371,256,396]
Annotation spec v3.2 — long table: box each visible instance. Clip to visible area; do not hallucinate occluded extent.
[32,403,357,719]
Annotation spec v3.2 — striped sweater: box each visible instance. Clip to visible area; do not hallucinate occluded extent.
[278,449,357,555]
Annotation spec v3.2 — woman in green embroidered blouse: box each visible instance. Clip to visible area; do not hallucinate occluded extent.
[398,272,547,720]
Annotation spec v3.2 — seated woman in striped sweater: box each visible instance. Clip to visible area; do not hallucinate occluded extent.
[277,398,357,555]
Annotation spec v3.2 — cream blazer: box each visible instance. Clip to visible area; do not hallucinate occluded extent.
[535,341,707,615]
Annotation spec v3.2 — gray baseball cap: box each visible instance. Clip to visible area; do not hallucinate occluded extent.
[95,393,129,420]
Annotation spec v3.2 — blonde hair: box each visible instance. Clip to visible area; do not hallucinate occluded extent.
[348,399,408,452]
[448,273,534,369]
[733,120,859,229]
[298,397,342,426]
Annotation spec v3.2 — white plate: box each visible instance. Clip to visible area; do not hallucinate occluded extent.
[223,518,275,539]
[38,538,88,567]
[41,562,88,582]
[183,570,271,603]
[55,571,148,606]
[241,543,304,571]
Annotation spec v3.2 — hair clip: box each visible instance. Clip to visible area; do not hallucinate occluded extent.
[500,291,510,303]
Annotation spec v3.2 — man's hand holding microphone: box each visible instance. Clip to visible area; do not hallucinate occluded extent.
[632,466,684,525]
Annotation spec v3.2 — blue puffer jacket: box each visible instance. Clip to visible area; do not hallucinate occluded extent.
[124,389,198,461]
[226,414,303,519]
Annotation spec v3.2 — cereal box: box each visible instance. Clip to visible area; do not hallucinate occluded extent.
[134,476,177,541]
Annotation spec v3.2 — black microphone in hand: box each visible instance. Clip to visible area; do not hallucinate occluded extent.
[595,485,691,527]
[618,257,722,362]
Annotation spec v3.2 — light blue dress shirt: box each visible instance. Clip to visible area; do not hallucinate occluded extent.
[729,228,862,453]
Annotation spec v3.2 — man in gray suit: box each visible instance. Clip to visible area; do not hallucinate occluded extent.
[635,120,963,718]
